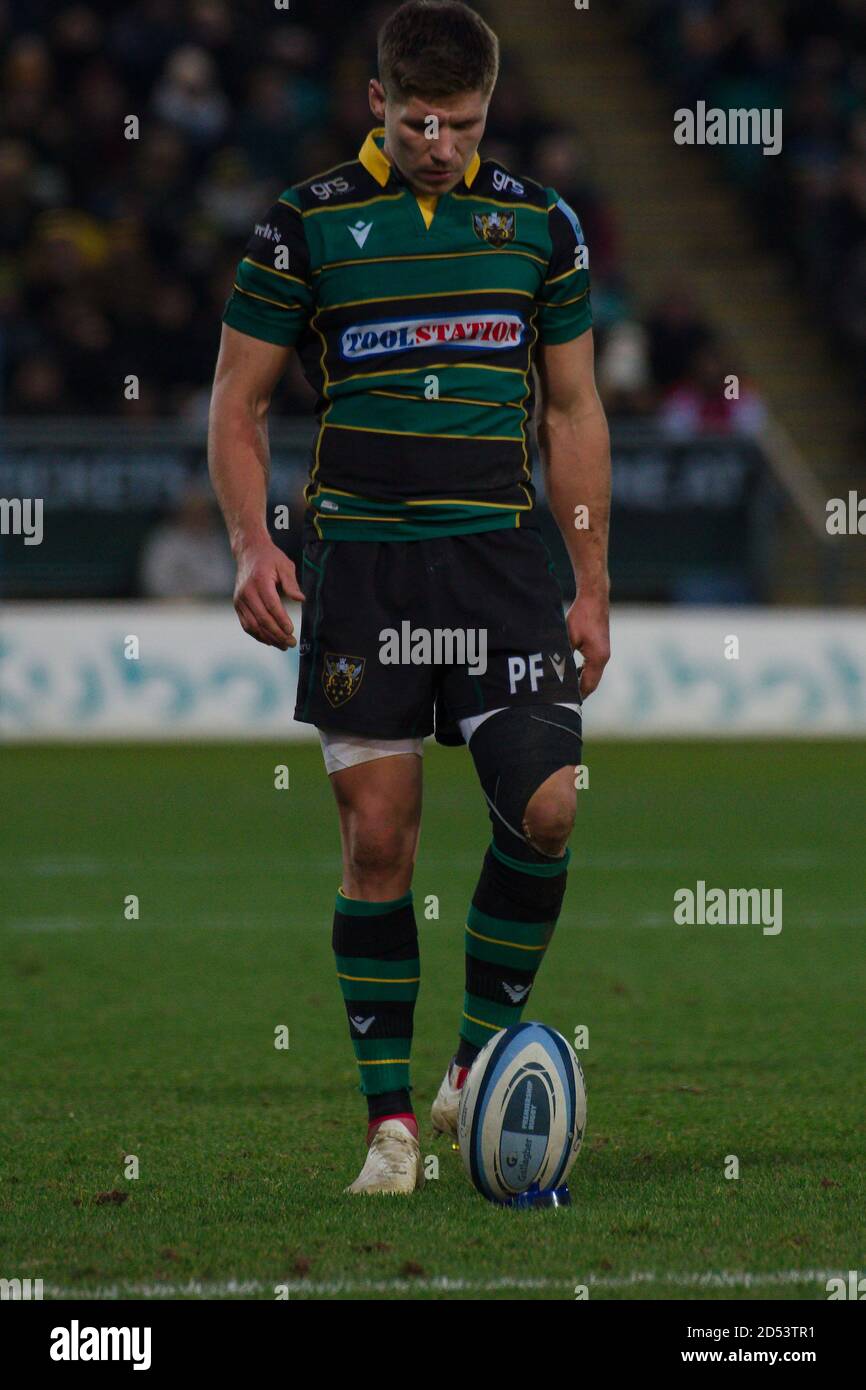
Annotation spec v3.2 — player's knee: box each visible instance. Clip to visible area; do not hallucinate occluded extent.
[347,805,415,879]
[469,704,583,859]
[522,767,576,857]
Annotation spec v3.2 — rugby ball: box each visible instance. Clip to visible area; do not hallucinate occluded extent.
[457,1022,586,1202]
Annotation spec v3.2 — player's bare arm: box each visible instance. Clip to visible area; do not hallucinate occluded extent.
[208,322,303,650]
[536,329,611,697]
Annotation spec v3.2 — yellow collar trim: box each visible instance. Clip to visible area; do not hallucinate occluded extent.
[358,127,481,189]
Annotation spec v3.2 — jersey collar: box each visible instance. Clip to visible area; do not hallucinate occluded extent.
[358,126,481,191]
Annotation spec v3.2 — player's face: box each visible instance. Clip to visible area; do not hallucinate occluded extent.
[370,82,489,195]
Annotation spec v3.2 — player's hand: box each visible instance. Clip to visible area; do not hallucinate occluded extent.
[565,588,610,698]
[233,537,304,650]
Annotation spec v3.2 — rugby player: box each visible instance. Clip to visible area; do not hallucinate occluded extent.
[208,0,611,1195]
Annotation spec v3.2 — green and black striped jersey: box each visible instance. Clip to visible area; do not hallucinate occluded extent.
[223,128,592,541]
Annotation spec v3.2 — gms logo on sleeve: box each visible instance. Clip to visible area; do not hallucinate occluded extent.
[223,127,592,541]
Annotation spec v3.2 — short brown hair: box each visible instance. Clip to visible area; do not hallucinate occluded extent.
[378,1,499,101]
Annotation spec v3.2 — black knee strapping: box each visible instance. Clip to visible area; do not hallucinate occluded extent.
[467,705,583,859]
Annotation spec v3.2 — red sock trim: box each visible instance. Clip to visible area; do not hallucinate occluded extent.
[367,1112,418,1144]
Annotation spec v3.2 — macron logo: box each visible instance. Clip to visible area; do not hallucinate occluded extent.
[502,982,530,1003]
[549,653,566,682]
[348,220,373,249]
[351,1015,376,1034]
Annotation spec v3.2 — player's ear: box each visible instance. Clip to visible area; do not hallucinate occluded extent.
[368,78,386,120]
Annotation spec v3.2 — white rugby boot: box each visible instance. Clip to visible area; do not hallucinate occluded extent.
[344,1119,425,1195]
[430,1058,470,1140]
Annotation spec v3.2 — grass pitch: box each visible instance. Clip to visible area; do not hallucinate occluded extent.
[1,740,863,1301]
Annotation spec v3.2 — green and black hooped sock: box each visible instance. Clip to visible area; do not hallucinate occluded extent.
[455,840,571,1071]
[455,702,581,1071]
[332,889,420,1140]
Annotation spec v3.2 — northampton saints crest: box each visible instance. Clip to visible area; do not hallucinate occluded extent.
[472,210,516,247]
[322,652,365,707]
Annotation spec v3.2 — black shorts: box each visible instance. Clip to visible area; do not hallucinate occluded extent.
[294,518,582,746]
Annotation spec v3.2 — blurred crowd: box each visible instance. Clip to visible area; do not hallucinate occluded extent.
[0,0,766,434]
[636,0,866,391]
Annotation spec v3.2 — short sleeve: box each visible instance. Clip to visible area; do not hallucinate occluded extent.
[536,189,592,345]
[222,189,313,347]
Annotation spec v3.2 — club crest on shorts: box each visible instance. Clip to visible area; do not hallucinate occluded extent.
[472,210,516,247]
[322,652,365,707]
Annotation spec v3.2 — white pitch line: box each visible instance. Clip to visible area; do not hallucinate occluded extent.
[42,1269,843,1300]
[4,912,858,932]
[6,918,83,932]
[0,848,852,878]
